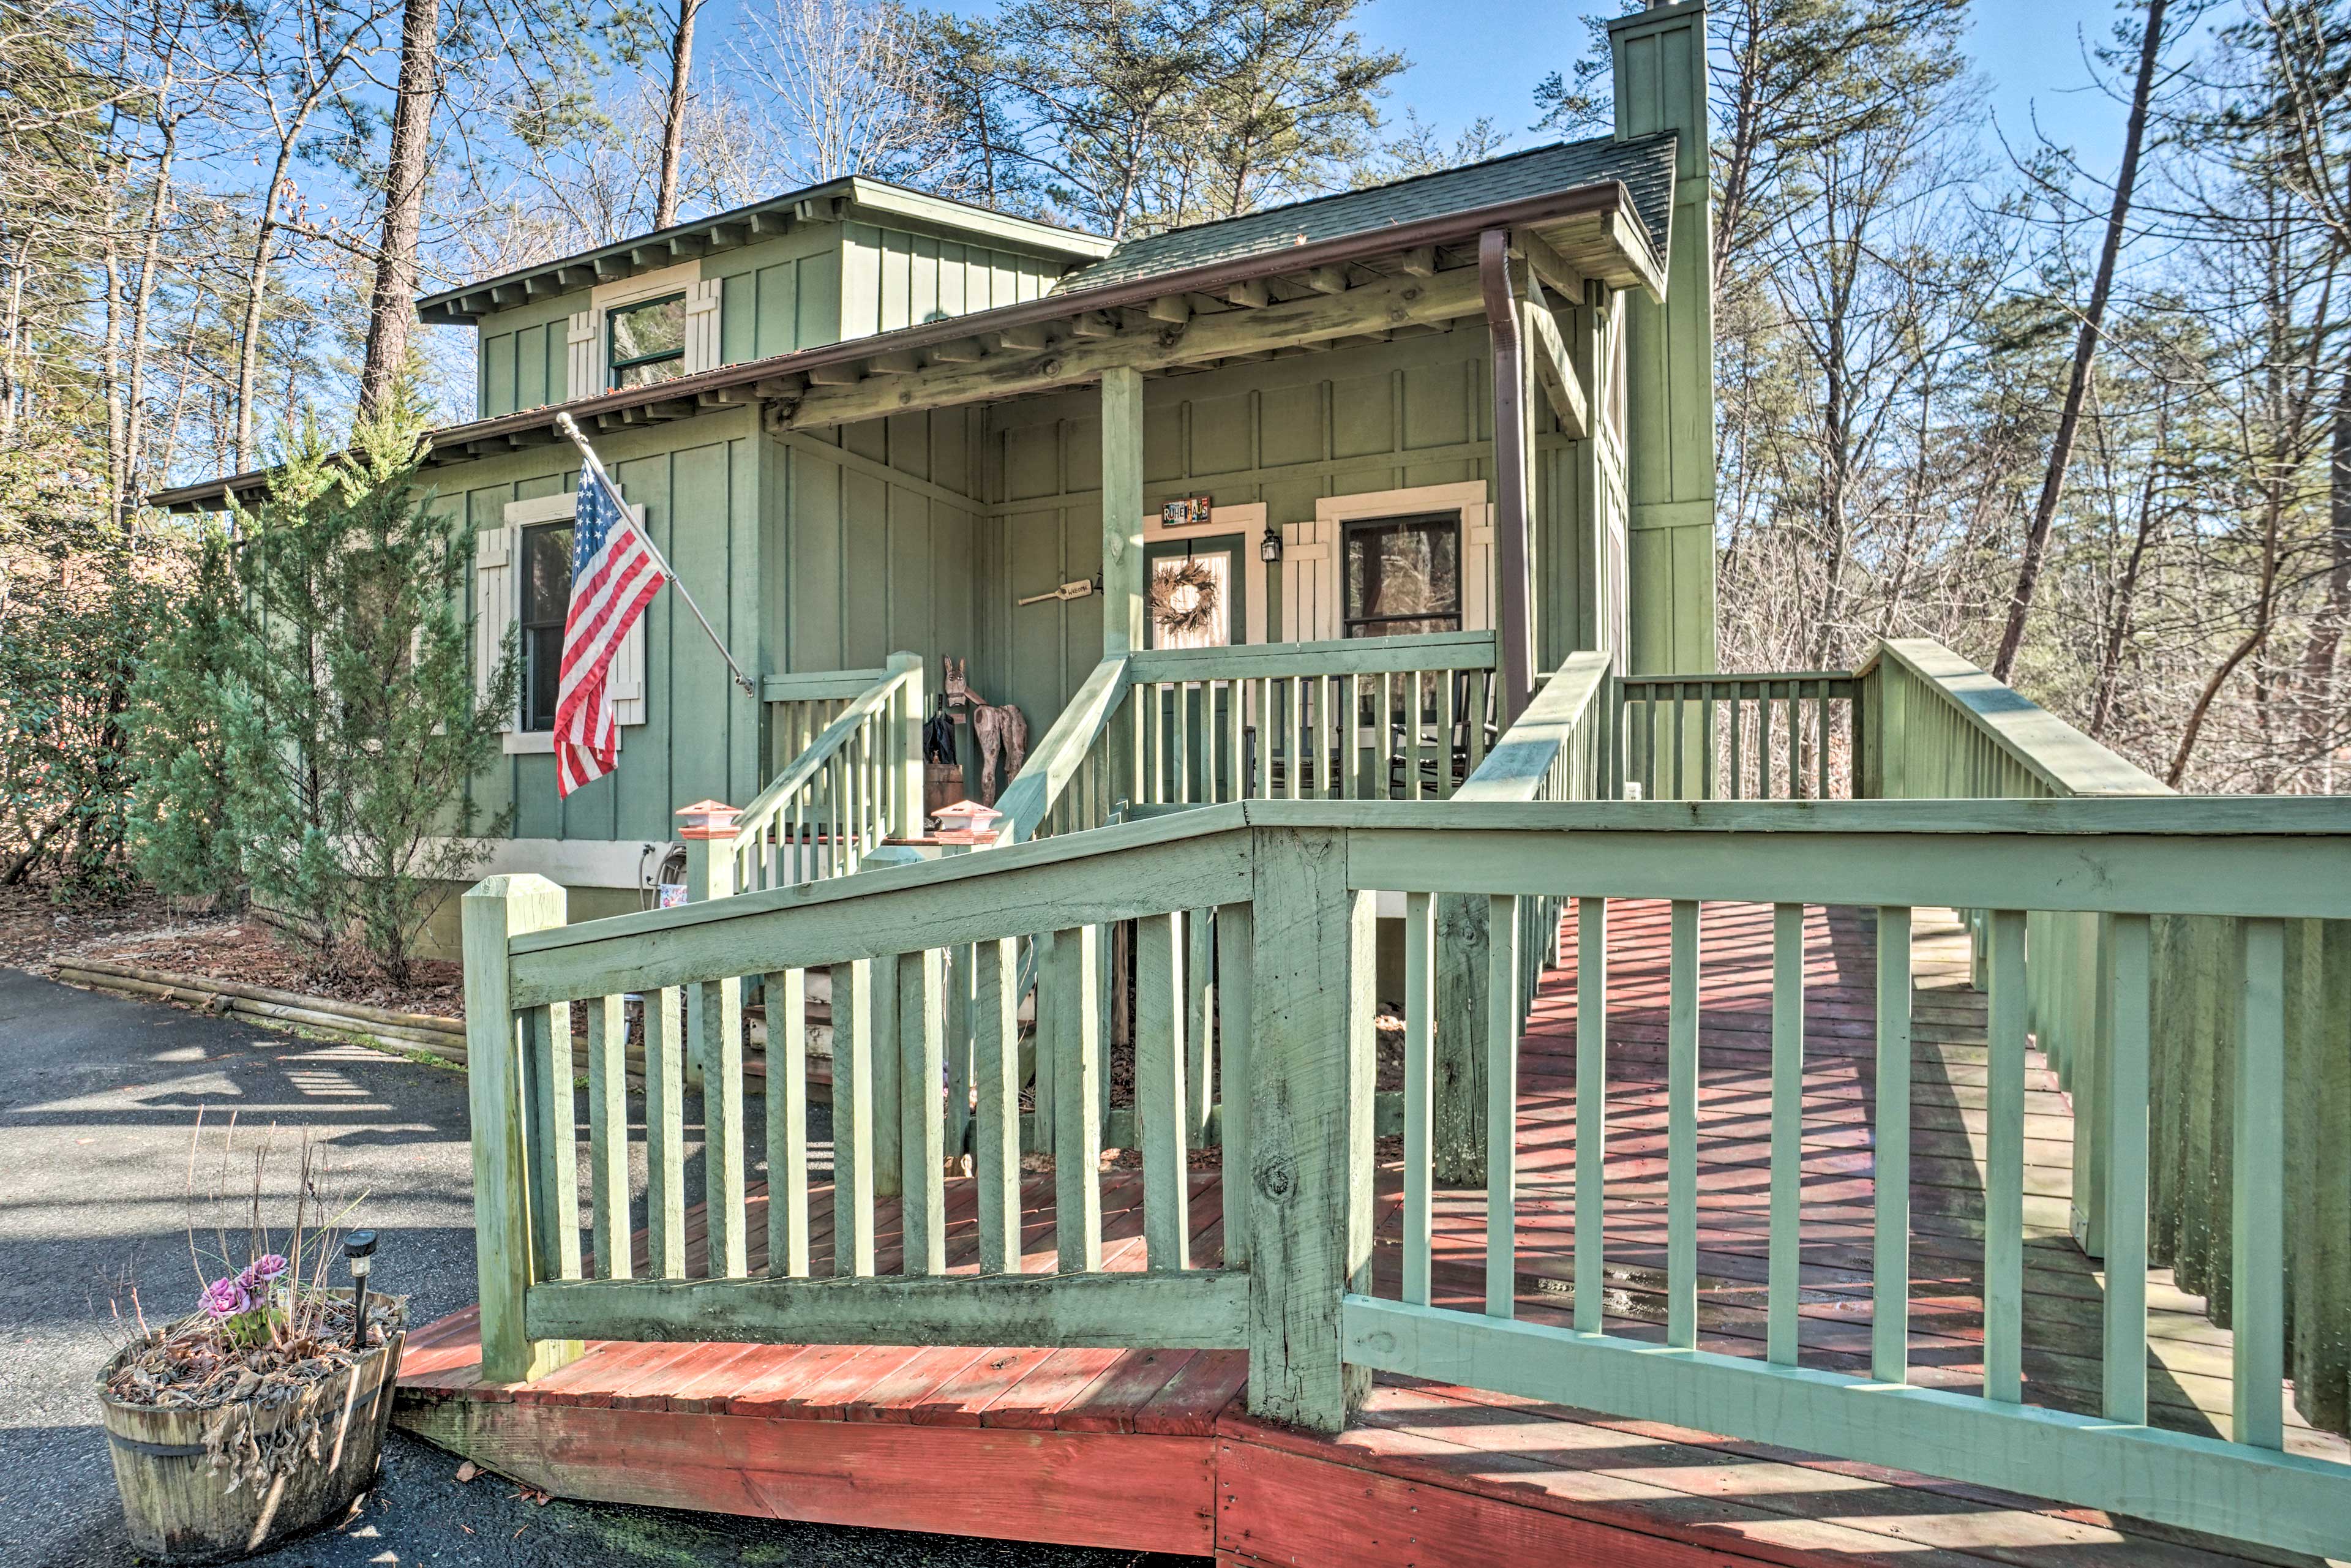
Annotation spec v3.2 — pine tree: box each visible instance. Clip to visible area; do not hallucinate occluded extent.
[129,388,517,983]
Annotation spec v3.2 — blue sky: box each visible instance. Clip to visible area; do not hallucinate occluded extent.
[1337,0,2153,170]
[904,0,2168,188]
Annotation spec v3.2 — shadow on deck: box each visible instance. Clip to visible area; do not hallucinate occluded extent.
[396,906,2345,1566]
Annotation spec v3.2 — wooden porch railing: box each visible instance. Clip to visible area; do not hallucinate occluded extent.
[462,791,2351,1559]
[729,654,924,893]
[994,631,1509,849]
[1858,637,2351,1444]
[1614,669,1862,800]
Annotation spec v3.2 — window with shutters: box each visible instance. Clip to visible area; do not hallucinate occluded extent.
[484,492,646,754]
[607,294,686,389]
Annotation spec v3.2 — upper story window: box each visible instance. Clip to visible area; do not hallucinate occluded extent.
[1343,513,1460,638]
[520,520,573,730]
[609,294,686,389]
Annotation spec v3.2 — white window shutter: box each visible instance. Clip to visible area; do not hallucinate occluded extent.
[612,506,649,726]
[476,525,514,730]
[684,278,722,373]
[1281,520,1338,642]
[566,310,597,401]
[1462,507,1496,632]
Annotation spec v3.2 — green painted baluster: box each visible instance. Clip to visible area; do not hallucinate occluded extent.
[1049,926,1103,1272]
[945,944,974,1164]
[1216,900,1254,1271]
[1757,689,1773,800]
[1782,683,1800,798]
[1403,891,1436,1307]
[1401,672,1420,804]
[1138,911,1190,1271]
[586,994,629,1281]
[1575,896,1608,1333]
[1985,911,2027,1400]
[1670,681,1686,798]
[1032,932,1057,1154]
[1873,905,1913,1383]
[869,950,902,1199]
[2235,917,2287,1449]
[523,1000,580,1292]
[974,937,1020,1274]
[1486,893,1519,1320]
[1768,904,1804,1364]
[698,974,746,1280]
[1728,687,1744,800]
[648,986,686,1278]
[2103,913,2151,1423]
[831,958,876,1277]
[1701,685,1718,800]
[900,947,946,1277]
[1668,899,1700,1348]
[1187,910,1215,1144]
[766,968,809,1278]
[1439,675,1458,800]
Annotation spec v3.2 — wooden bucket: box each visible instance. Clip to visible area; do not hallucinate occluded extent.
[96,1296,407,1564]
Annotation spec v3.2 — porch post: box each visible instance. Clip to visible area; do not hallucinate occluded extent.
[678,802,748,1275]
[1479,230,1537,724]
[1101,365,1146,658]
[1245,826,1376,1431]
[677,800,739,1095]
[463,873,582,1384]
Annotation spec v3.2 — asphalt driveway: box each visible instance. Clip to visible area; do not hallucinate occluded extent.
[0,966,1175,1568]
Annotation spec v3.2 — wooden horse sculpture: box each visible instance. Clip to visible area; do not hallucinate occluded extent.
[942,658,1028,806]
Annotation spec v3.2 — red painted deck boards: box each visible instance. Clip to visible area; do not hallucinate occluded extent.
[396,905,2339,1565]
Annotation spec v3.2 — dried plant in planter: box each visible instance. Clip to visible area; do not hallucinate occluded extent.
[100,1117,408,1561]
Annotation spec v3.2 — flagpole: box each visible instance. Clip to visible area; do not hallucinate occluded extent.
[554,411,757,698]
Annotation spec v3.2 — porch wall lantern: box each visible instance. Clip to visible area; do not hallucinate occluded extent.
[1259,525,1282,564]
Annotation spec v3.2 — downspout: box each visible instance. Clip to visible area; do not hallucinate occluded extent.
[1480,228,1535,722]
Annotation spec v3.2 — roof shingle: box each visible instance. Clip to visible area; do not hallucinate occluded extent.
[1052,132,1678,296]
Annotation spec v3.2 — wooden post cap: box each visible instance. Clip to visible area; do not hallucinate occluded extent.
[675,800,741,840]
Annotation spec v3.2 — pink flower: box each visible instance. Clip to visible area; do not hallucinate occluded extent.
[238,1255,288,1291]
[200,1277,251,1320]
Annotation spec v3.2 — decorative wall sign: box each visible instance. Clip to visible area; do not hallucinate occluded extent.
[1160,495,1213,529]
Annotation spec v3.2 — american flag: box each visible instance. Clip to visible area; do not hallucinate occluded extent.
[552,462,665,797]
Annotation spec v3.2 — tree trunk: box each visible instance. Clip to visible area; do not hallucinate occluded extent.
[654,0,703,230]
[2088,437,2166,739]
[358,0,442,418]
[1991,0,2169,681]
[2294,371,2351,779]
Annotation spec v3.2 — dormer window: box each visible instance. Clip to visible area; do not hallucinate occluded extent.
[608,294,686,389]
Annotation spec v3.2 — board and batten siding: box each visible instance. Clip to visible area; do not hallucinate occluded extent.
[446,413,765,844]
[838,223,1062,339]
[761,409,984,712]
[972,329,1614,739]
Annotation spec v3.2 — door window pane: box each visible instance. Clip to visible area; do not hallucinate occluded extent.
[1343,513,1460,638]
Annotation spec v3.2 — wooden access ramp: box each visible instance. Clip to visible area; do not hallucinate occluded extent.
[397,906,2341,1566]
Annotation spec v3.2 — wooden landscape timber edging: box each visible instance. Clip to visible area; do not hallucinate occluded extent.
[51,958,467,1059]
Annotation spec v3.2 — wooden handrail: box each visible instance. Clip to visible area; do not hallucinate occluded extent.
[993,653,1131,846]
[1459,651,1610,803]
[1860,638,2168,798]
[730,652,923,888]
[1128,629,1496,684]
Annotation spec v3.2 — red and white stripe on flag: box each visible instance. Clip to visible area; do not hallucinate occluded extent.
[552,467,664,797]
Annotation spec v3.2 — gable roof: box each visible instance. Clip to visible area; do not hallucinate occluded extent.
[416,176,1113,326]
[1056,134,1678,298]
[154,138,1674,512]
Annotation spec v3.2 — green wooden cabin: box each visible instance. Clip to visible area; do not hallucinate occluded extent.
[155,4,2351,1555]
[159,1,1714,950]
